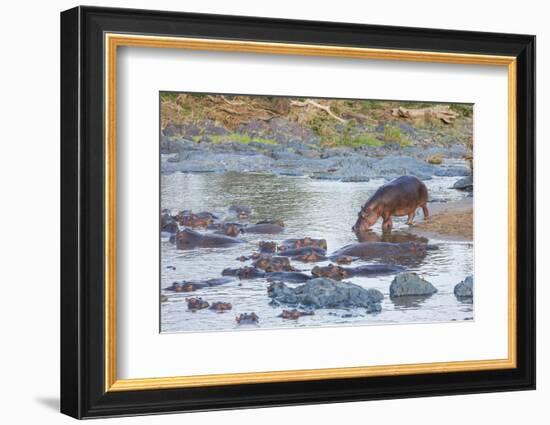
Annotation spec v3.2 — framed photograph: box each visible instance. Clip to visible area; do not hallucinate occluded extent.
[60,6,535,419]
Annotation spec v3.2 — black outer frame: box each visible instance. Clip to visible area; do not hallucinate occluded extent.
[60,5,536,419]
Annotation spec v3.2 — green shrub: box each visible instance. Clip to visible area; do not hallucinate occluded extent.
[383,124,412,147]
[209,133,277,145]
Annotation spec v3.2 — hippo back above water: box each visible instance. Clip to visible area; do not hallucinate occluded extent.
[175,228,244,250]
[353,175,429,233]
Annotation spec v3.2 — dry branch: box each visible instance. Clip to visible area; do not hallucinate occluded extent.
[291,99,347,123]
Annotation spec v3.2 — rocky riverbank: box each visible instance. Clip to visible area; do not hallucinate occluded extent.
[161,133,471,182]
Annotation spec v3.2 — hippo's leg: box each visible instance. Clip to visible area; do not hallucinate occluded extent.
[406,211,415,225]
[422,204,430,220]
[382,216,393,232]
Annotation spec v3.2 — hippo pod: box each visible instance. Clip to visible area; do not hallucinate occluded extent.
[352,175,429,233]
[312,264,405,280]
[331,242,427,261]
[175,228,244,250]
[242,222,285,234]
[278,237,327,251]
[164,277,234,292]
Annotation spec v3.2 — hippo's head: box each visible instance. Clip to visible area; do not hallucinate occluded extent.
[223,223,242,237]
[352,204,380,234]
[175,228,201,248]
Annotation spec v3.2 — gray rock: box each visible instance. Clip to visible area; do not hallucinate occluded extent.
[372,155,439,179]
[341,175,371,182]
[267,277,384,312]
[203,121,229,136]
[162,125,178,137]
[166,153,180,163]
[160,137,196,154]
[389,273,438,297]
[433,165,471,177]
[453,175,473,191]
[454,276,473,298]
[310,173,341,181]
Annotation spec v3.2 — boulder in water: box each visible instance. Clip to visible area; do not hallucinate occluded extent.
[454,276,473,298]
[268,277,383,313]
[390,273,437,297]
[453,175,473,191]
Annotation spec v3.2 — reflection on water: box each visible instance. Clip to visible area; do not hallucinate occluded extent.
[161,172,473,333]
[391,295,434,309]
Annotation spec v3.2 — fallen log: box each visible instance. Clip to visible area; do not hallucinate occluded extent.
[391,105,459,124]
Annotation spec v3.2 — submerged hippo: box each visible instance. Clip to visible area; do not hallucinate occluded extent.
[266,271,312,283]
[353,175,429,233]
[175,211,214,229]
[311,263,405,280]
[228,205,252,219]
[164,277,234,292]
[278,309,314,319]
[252,256,295,272]
[259,241,278,253]
[355,229,429,244]
[331,242,427,261]
[291,251,328,263]
[186,297,210,310]
[175,228,244,250]
[277,246,327,257]
[236,312,259,324]
[161,219,179,234]
[279,237,327,251]
[222,266,266,279]
[242,222,285,234]
[334,255,355,265]
[161,211,179,234]
[213,222,243,237]
[209,302,233,311]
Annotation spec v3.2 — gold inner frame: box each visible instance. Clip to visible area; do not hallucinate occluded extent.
[104,33,517,392]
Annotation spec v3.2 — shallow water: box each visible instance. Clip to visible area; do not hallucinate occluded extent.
[161,172,473,333]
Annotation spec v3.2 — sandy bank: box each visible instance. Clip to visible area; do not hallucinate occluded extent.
[410,197,473,241]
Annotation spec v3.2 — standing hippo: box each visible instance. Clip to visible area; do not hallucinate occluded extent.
[352,176,429,233]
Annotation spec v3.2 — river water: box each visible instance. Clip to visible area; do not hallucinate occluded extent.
[161,172,473,333]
